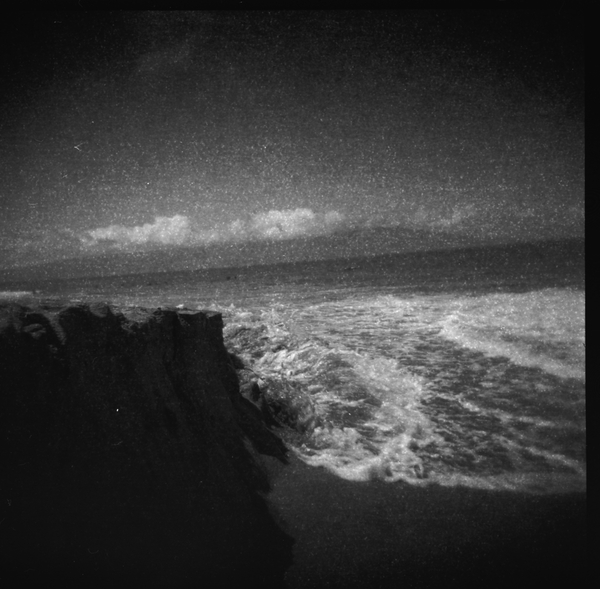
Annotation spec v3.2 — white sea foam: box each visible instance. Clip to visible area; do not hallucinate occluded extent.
[237,289,585,493]
[422,470,587,494]
[240,305,444,484]
[439,288,585,380]
[295,354,441,483]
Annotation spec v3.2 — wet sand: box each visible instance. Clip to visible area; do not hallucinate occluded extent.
[266,454,586,589]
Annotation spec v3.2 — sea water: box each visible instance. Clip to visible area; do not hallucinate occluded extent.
[4,239,585,494]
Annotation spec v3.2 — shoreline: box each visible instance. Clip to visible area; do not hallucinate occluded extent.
[267,453,586,589]
[2,300,586,587]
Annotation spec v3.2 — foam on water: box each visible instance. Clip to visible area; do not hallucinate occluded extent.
[225,287,585,493]
[439,288,585,381]
[292,353,438,483]
[224,305,437,483]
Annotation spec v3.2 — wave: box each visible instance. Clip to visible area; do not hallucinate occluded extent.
[439,288,585,381]
[221,294,586,494]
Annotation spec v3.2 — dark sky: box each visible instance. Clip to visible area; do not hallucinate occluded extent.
[0,10,584,275]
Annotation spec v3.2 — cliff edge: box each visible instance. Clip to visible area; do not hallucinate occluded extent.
[0,302,293,587]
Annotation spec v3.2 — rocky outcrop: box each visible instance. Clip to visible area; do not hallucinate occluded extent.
[0,303,293,588]
[224,322,322,438]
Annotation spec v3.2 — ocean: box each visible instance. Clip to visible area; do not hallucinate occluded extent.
[3,238,585,495]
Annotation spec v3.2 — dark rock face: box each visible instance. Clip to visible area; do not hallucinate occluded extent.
[0,303,293,587]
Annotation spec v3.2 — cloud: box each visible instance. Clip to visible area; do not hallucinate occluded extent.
[85,215,192,246]
[410,204,477,229]
[82,209,345,249]
[432,204,476,228]
[242,208,344,240]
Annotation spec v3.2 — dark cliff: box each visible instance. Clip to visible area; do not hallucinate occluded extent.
[0,302,293,588]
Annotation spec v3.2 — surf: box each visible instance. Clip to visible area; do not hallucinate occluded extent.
[220,289,586,494]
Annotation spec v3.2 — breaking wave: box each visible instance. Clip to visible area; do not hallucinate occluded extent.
[220,287,585,494]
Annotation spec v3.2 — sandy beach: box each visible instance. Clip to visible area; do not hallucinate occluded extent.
[265,454,586,589]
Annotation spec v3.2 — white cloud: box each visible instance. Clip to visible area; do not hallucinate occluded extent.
[245,208,344,240]
[83,209,345,249]
[86,214,192,246]
[433,204,476,228]
[410,204,477,229]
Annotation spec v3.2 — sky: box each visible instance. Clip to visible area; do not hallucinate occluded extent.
[0,10,584,279]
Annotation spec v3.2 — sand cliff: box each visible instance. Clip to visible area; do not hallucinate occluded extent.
[0,302,293,587]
